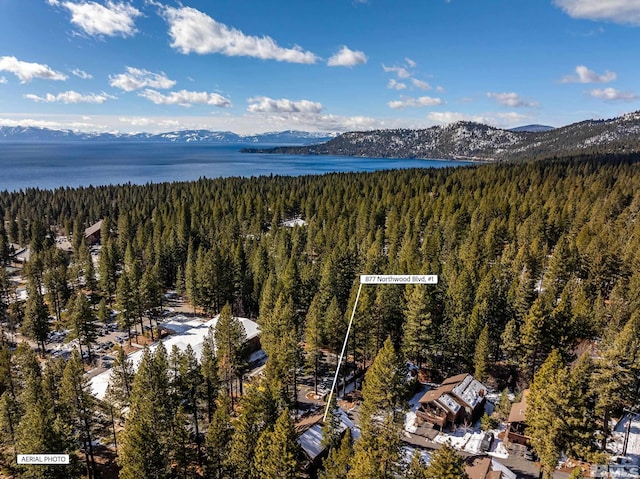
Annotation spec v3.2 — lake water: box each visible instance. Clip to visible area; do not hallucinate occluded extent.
[0,142,471,192]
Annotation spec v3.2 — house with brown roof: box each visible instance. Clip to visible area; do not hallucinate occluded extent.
[416,373,488,430]
[504,389,530,446]
[465,456,504,479]
[84,220,103,245]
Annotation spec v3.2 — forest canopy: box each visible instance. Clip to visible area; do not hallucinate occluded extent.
[2,152,640,477]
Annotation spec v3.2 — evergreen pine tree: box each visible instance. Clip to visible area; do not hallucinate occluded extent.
[105,345,134,412]
[116,272,137,345]
[320,428,353,479]
[22,278,49,355]
[69,291,98,363]
[61,351,97,478]
[226,381,278,478]
[322,395,343,450]
[201,327,221,423]
[215,302,246,406]
[205,391,233,479]
[473,323,490,382]
[253,408,301,479]
[348,338,407,479]
[402,284,432,368]
[118,348,171,479]
[527,350,570,478]
[424,443,469,479]
[406,450,428,479]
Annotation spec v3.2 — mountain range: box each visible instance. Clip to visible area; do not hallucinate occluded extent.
[0,127,334,145]
[3,111,640,162]
[241,112,640,161]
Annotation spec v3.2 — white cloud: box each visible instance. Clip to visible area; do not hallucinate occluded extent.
[71,68,93,79]
[139,89,232,108]
[411,78,431,90]
[24,90,115,104]
[554,0,640,25]
[588,87,638,101]
[0,76,7,84]
[247,96,324,114]
[387,79,407,90]
[109,67,176,92]
[0,56,67,83]
[436,86,445,93]
[0,116,100,130]
[487,92,539,108]
[387,96,444,109]
[561,65,617,83]
[117,117,182,128]
[52,1,141,37]
[383,64,411,78]
[327,46,367,67]
[405,57,417,68]
[494,112,530,123]
[427,111,489,124]
[162,6,317,64]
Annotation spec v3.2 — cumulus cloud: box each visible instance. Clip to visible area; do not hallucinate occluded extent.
[561,65,617,83]
[383,64,411,79]
[387,79,407,90]
[387,96,444,109]
[405,57,417,68]
[247,96,324,114]
[0,56,68,83]
[554,0,640,25]
[327,46,368,67]
[0,76,7,84]
[161,6,317,63]
[139,89,232,108]
[24,90,115,104]
[412,78,431,90]
[427,111,489,124]
[109,67,176,92]
[487,92,539,108]
[71,68,93,79]
[51,0,141,37]
[588,87,638,101]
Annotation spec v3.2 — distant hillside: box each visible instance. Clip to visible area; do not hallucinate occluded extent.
[509,124,555,133]
[242,111,640,161]
[0,127,335,145]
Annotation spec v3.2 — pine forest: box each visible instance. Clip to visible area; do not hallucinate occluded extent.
[1,151,640,478]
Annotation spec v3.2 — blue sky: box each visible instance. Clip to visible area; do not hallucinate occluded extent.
[0,0,639,134]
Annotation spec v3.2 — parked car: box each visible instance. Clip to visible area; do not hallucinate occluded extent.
[480,432,494,452]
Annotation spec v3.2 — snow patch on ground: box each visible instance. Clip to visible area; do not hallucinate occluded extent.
[402,446,431,465]
[489,440,510,459]
[405,411,418,433]
[434,429,472,449]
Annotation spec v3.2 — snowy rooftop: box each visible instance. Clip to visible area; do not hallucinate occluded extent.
[298,418,348,461]
[451,375,473,398]
[419,373,486,412]
[456,379,487,409]
[437,393,461,414]
[281,218,307,228]
[89,314,260,400]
